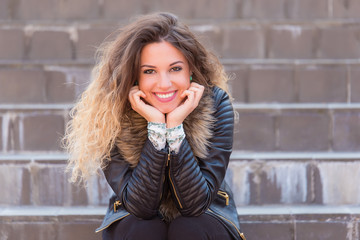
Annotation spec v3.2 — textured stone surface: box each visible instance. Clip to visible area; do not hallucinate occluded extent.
[22,114,65,151]
[233,111,276,151]
[0,213,102,240]
[225,65,248,102]
[15,0,57,20]
[318,26,360,59]
[191,25,223,57]
[45,71,75,103]
[58,221,101,240]
[228,160,310,206]
[0,0,10,19]
[295,222,348,240]
[316,161,360,204]
[4,114,21,151]
[241,0,287,19]
[157,0,235,19]
[29,31,73,60]
[0,29,24,60]
[76,27,115,59]
[226,161,251,206]
[296,65,347,103]
[257,161,308,204]
[0,69,75,104]
[333,110,360,151]
[288,0,329,19]
[311,163,324,204]
[350,66,360,102]
[278,111,329,151]
[31,163,67,205]
[103,0,144,19]
[0,222,57,240]
[248,65,294,102]
[268,25,316,59]
[333,0,360,18]
[56,0,99,20]
[0,117,2,151]
[222,25,264,58]
[0,158,113,207]
[0,70,46,103]
[0,162,31,205]
[240,222,294,240]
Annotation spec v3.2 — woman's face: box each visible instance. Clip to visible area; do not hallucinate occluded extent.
[138,41,191,114]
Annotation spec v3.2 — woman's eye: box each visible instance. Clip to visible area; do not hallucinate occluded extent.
[143,69,155,74]
[171,66,182,72]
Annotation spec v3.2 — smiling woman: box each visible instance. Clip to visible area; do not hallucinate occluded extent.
[62,12,246,240]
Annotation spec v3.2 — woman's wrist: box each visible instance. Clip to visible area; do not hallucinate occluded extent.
[148,115,166,124]
[166,119,183,129]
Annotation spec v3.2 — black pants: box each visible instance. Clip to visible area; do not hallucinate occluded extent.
[102,214,233,240]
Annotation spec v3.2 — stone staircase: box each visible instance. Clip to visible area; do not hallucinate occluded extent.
[1,0,360,239]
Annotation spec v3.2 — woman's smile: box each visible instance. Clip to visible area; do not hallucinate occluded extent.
[154,91,177,102]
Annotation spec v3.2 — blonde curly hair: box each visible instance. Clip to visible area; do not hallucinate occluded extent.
[63,12,229,183]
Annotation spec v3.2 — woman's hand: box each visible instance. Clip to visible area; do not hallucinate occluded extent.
[129,86,165,123]
[166,82,204,128]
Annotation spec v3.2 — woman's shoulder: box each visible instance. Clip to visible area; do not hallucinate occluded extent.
[210,86,231,106]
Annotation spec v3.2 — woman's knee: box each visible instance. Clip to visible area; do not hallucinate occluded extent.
[102,215,167,240]
[168,214,232,240]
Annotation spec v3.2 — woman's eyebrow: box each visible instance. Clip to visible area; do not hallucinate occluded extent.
[140,64,156,68]
[170,61,184,66]
[140,61,184,68]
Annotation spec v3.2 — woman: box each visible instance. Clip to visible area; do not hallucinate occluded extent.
[63,12,245,240]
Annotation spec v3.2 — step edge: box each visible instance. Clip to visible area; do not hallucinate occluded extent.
[1,205,360,217]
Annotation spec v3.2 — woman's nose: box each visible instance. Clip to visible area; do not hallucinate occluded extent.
[157,73,172,89]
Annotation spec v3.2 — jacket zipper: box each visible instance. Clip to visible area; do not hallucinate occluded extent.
[168,149,183,209]
[207,208,246,240]
[159,151,169,202]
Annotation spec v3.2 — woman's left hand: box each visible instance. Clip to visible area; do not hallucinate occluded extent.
[166,82,204,128]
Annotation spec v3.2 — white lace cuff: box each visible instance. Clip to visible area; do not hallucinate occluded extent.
[166,124,186,154]
[147,122,166,151]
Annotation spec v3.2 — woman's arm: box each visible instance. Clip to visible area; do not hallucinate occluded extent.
[168,87,234,216]
[103,139,167,219]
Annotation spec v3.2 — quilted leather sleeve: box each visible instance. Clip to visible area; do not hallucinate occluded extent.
[103,139,168,219]
[168,87,234,216]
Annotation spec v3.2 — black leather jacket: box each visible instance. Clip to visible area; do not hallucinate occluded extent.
[96,87,245,240]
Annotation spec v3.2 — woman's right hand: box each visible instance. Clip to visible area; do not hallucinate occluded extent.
[129,86,165,123]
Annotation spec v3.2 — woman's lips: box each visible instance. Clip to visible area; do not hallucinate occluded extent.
[154,91,177,102]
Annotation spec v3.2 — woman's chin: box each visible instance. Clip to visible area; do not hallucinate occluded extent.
[158,107,176,114]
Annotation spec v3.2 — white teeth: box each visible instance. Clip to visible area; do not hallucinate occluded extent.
[156,92,175,99]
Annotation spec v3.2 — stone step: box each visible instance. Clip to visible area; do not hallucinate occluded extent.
[0,206,103,240]
[1,153,360,207]
[238,205,360,240]
[229,153,360,206]
[1,61,360,105]
[1,104,359,152]
[0,205,359,240]
[2,20,360,61]
[1,0,360,21]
